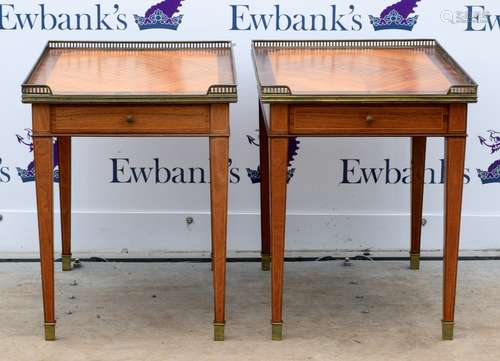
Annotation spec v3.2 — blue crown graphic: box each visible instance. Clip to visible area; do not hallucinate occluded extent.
[477,130,500,184]
[246,167,260,184]
[477,160,500,184]
[370,9,418,31]
[245,167,296,184]
[245,136,300,184]
[16,129,59,183]
[370,0,421,31]
[135,0,184,31]
[16,167,59,183]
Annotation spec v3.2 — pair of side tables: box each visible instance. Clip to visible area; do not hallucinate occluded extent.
[21,40,478,342]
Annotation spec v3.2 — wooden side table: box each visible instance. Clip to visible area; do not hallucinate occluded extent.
[22,41,237,341]
[252,39,478,341]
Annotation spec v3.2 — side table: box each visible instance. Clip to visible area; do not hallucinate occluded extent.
[252,39,478,340]
[22,40,237,341]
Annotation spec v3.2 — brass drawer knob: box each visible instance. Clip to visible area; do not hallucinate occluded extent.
[366,115,375,123]
[126,115,135,123]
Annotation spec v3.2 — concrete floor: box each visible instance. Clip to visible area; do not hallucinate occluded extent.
[0,261,499,361]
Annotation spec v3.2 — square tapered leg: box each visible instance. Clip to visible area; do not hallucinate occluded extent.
[58,136,72,272]
[269,136,288,340]
[410,137,426,270]
[259,103,271,272]
[442,135,466,341]
[34,132,56,342]
[209,104,229,341]
[268,104,289,340]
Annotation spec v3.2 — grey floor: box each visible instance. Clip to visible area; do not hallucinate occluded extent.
[0,260,498,361]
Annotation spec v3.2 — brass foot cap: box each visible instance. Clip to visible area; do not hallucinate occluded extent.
[44,323,56,341]
[272,323,283,341]
[261,255,271,271]
[62,255,72,272]
[214,323,225,341]
[442,321,454,341]
[410,254,420,270]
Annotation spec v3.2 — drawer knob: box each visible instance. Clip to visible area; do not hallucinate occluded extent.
[366,115,375,123]
[126,115,135,123]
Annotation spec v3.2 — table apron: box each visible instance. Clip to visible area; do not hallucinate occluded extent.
[266,133,467,138]
[289,105,450,135]
[49,105,213,135]
[31,133,230,138]
[30,104,231,137]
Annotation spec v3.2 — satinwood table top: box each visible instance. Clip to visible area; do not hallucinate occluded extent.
[22,41,237,104]
[252,40,477,103]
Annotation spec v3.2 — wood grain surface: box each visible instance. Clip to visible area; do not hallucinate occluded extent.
[28,49,234,96]
[254,48,468,95]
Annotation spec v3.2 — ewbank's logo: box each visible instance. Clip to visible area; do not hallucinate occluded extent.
[245,135,301,184]
[15,129,59,183]
[134,0,185,30]
[477,130,500,184]
[370,0,421,31]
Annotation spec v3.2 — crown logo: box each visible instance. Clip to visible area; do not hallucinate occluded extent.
[134,0,185,31]
[477,130,500,184]
[245,136,300,184]
[370,0,421,31]
[477,160,500,184]
[16,129,59,183]
[245,167,297,184]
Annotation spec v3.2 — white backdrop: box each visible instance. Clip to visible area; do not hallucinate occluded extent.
[0,0,499,253]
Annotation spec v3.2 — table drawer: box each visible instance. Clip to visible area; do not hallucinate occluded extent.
[51,105,210,134]
[290,105,449,135]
